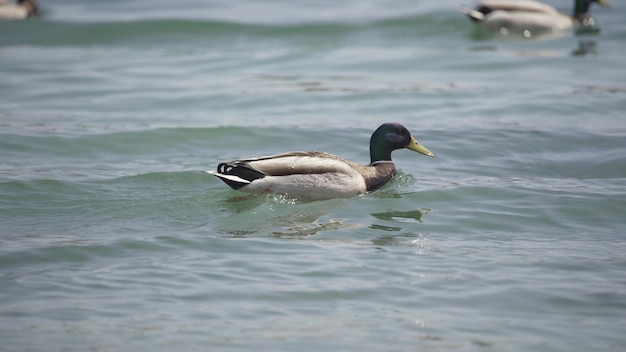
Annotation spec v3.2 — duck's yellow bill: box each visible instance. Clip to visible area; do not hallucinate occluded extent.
[407,136,434,158]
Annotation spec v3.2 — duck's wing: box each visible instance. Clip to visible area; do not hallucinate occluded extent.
[207,151,363,189]
[221,151,358,176]
[475,0,558,14]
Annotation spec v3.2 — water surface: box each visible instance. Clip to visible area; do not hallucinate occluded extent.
[1,1,626,351]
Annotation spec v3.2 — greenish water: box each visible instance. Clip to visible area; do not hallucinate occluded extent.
[1,1,626,351]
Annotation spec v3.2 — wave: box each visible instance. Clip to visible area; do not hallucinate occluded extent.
[1,12,469,47]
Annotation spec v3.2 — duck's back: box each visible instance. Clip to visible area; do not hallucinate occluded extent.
[477,0,558,14]
[238,151,361,177]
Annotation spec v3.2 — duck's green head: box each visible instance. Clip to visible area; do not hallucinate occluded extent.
[574,0,610,20]
[369,123,434,164]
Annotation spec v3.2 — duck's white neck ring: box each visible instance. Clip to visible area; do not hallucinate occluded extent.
[371,161,395,165]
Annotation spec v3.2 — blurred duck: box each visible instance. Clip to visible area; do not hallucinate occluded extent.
[460,0,610,36]
[0,0,39,20]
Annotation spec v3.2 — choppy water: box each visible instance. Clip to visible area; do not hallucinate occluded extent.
[1,0,626,351]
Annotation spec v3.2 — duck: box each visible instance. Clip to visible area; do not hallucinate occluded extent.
[0,0,39,20]
[206,123,435,201]
[459,0,610,36]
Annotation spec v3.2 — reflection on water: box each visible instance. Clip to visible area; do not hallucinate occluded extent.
[269,198,367,237]
[371,208,430,224]
[271,219,362,238]
[571,40,597,56]
[372,232,430,252]
[370,223,402,232]
[216,195,364,238]
[216,196,434,239]
[575,24,602,36]
[470,21,602,42]
[469,25,564,41]
[369,208,431,249]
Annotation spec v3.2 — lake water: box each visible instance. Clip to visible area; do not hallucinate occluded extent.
[1,0,625,351]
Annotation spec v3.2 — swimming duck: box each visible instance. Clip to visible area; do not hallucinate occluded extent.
[459,0,610,36]
[0,0,39,20]
[207,123,434,201]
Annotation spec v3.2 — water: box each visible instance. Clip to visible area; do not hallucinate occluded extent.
[1,0,626,351]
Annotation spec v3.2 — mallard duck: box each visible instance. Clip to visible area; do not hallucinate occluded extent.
[459,0,610,36]
[207,123,434,201]
[0,0,39,20]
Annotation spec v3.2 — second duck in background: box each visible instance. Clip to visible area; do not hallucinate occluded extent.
[459,0,610,38]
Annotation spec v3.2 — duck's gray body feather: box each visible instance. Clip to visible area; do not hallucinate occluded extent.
[207,151,395,201]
